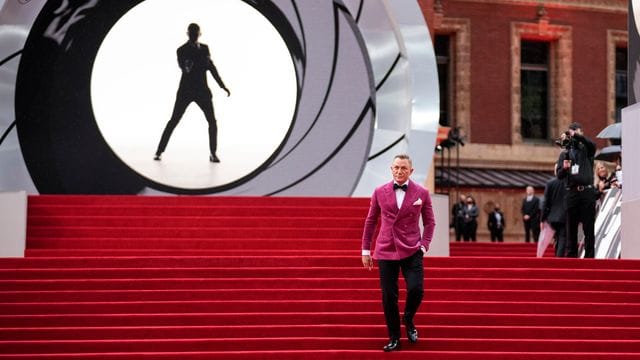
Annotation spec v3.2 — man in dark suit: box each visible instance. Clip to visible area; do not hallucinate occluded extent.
[361,154,436,352]
[154,23,230,163]
[542,166,568,257]
[487,203,505,242]
[521,186,541,243]
[451,193,466,241]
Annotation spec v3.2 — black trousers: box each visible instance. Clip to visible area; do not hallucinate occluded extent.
[377,250,424,340]
[565,189,596,258]
[156,90,218,156]
[463,221,477,241]
[454,219,464,241]
[550,221,567,257]
[490,227,504,242]
[524,218,540,243]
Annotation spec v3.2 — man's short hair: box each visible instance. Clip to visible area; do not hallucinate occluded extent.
[188,23,200,33]
[569,122,582,130]
[393,154,413,167]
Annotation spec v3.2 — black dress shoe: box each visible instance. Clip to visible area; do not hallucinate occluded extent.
[407,327,418,343]
[383,339,401,352]
[153,154,161,161]
[404,319,418,343]
[210,154,220,163]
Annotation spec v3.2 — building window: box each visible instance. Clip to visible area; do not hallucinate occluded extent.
[435,34,452,127]
[615,47,627,122]
[512,22,571,145]
[520,40,550,140]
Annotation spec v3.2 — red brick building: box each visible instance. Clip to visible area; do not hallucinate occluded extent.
[420,0,627,240]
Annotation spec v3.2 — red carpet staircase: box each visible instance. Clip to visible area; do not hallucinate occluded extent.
[1,195,639,359]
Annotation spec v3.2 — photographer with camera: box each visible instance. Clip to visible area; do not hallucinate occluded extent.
[555,122,597,258]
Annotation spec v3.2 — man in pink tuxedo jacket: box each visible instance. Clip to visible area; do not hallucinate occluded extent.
[361,154,436,352]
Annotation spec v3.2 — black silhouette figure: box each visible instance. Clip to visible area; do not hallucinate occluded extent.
[154,23,230,163]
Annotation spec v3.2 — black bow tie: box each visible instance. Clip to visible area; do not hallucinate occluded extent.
[393,183,408,192]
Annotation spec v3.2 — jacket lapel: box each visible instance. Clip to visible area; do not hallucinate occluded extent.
[397,180,417,214]
[400,180,416,211]
[383,182,400,212]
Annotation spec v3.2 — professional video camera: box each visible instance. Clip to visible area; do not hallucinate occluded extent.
[554,131,576,149]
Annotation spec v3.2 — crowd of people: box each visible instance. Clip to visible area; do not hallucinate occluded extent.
[449,122,622,258]
[451,193,505,243]
[451,194,479,242]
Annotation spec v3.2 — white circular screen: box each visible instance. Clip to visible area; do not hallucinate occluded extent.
[91,0,297,189]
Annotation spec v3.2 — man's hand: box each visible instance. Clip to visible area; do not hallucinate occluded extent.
[523,214,530,221]
[362,255,373,271]
[421,245,428,257]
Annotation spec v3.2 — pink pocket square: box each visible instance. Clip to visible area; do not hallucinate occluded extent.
[413,198,423,206]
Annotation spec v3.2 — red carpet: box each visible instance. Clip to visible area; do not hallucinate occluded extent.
[450,242,557,257]
[0,195,639,359]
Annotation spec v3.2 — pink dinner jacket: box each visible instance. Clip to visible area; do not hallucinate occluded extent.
[361,180,436,260]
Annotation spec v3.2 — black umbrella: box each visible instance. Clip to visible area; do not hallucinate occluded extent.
[595,145,621,162]
[597,122,621,139]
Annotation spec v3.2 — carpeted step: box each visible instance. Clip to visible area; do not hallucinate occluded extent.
[2,324,639,341]
[4,266,640,280]
[2,289,638,303]
[26,227,363,239]
[0,351,638,360]
[28,205,370,218]
[27,216,365,228]
[22,249,354,257]
[3,312,640,328]
[25,238,358,250]
[27,195,372,207]
[2,277,639,292]
[2,300,639,316]
[4,256,640,269]
[2,337,640,354]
